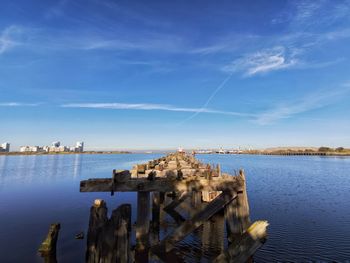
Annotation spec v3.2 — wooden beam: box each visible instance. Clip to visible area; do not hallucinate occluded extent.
[163,191,191,212]
[213,221,268,263]
[80,177,243,193]
[155,190,237,252]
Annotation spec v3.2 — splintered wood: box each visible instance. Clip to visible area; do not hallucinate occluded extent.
[81,151,268,263]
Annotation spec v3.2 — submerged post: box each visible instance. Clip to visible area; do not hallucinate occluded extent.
[38,223,60,262]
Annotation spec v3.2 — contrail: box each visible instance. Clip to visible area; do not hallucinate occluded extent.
[180,72,234,124]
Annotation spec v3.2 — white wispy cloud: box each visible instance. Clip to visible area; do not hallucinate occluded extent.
[61,102,252,117]
[222,46,298,76]
[0,102,40,107]
[0,26,22,55]
[254,87,350,125]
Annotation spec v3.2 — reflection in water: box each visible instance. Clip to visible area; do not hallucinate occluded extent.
[73,154,83,178]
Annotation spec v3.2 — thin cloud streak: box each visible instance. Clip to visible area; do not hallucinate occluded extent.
[0,102,40,107]
[61,102,252,117]
[255,87,350,125]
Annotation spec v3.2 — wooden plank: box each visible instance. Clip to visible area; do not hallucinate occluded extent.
[213,221,268,263]
[80,177,243,193]
[156,191,237,252]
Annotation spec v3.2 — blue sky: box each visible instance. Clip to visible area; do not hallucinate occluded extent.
[1,0,350,150]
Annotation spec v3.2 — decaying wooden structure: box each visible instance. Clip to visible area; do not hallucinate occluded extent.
[80,152,268,262]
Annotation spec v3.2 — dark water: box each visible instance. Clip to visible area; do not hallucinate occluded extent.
[0,154,350,262]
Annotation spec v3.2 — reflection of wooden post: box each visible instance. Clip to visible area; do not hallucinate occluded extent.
[136,191,150,262]
[225,170,250,243]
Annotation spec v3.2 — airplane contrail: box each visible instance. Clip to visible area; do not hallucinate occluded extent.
[180,72,234,124]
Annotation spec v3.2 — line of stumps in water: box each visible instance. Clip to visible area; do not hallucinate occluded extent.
[38,152,269,263]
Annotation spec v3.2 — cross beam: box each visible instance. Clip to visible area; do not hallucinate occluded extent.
[80,177,243,193]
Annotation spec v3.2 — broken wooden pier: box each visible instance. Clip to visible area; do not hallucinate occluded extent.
[80,152,268,262]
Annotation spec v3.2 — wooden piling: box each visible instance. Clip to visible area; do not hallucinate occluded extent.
[225,169,250,243]
[81,152,267,262]
[38,223,60,261]
[135,191,151,262]
[86,200,131,263]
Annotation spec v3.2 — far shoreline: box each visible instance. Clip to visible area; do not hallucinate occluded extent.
[0,151,132,156]
[1,150,350,157]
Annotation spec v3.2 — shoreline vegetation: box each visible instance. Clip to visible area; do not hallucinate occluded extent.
[241,147,350,156]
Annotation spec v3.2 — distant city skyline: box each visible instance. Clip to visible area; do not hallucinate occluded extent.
[1,0,350,149]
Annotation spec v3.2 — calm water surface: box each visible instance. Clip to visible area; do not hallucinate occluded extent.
[0,154,350,262]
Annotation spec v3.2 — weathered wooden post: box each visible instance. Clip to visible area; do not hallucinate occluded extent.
[150,192,161,246]
[237,169,250,231]
[38,223,60,263]
[202,212,225,256]
[86,199,108,263]
[86,200,131,263]
[225,169,251,243]
[135,191,151,262]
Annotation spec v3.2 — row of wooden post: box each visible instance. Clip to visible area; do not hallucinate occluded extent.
[82,152,268,262]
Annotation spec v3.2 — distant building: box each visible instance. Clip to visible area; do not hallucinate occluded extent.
[20,146,42,152]
[52,141,60,147]
[75,141,84,152]
[48,145,67,152]
[18,141,84,153]
[0,142,10,152]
